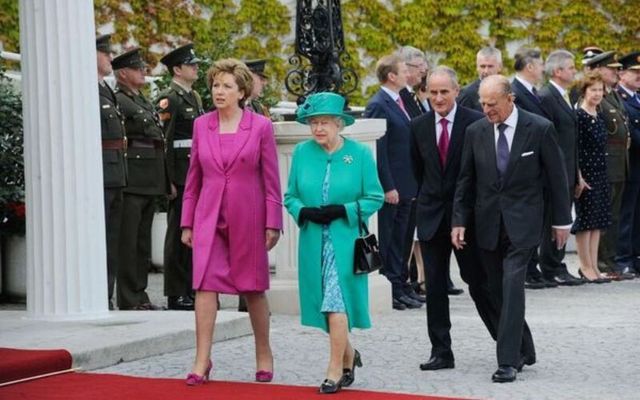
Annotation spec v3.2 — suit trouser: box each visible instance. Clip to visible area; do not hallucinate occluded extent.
[163,185,193,297]
[420,222,498,360]
[479,226,536,367]
[379,198,412,298]
[403,200,418,283]
[117,193,154,308]
[598,181,625,270]
[104,187,123,303]
[616,181,640,270]
[539,187,572,278]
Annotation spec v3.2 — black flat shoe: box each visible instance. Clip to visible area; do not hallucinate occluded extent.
[492,365,517,383]
[419,356,455,371]
[319,379,341,394]
[341,349,362,387]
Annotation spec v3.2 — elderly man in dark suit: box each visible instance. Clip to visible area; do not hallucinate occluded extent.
[616,51,640,276]
[364,54,422,310]
[452,75,571,382]
[458,47,503,112]
[537,50,586,286]
[411,66,537,371]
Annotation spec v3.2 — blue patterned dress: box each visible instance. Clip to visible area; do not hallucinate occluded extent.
[320,161,346,313]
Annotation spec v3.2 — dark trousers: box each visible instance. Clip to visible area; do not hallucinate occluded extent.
[539,187,572,278]
[403,200,417,283]
[479,225,536,367]
[379,198,412,298]
[599,181,625,270]
[163,185,193,297]
[104,187,123,303]
[117,193,154,308]
[420,222,498,360]
[616,181,640,270]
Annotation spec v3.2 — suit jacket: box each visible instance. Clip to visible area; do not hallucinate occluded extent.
[452,107,571,250]
[364,89,418,199]
[616,86,640,182]
[539,82,578,186]
[410,105,484,241]
[400,87,426,119]
[99,82,127,188]
[457,79,482,112]
[181,109,283,290]
[598,89,630,183]
[512,78,549,119]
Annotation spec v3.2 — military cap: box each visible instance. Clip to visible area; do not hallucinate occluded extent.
[245,59,268,79]
[96,34,113,54]
[581,46,603,65]
[584,51,622,69]
[111,47,146,70]
[160,44,201,69]
[618,51,640,70]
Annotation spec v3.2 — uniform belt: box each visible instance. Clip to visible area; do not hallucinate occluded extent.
[173,139,192,148]
[607,137,628,146]
[129,138,164,149]
[102,138,127,150]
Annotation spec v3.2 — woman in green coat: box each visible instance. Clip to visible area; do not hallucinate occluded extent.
[284,92,384,393]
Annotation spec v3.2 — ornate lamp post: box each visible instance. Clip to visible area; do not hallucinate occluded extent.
[285,0,358,105]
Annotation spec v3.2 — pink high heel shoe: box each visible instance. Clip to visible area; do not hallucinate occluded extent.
[255,370,274,382]
[186,360,212,386]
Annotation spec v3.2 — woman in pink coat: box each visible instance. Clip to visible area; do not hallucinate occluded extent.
[180,59,283,385]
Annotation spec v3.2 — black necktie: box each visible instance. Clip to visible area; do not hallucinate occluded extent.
[532,86,541,103]
[496,123,509,176]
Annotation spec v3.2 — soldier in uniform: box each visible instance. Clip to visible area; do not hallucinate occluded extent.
[615,51,640,276]
[157,44,204,310]
[584,52,635,280]
[244,59,270,118]
[112,48,168,310]
[97,34,128,310]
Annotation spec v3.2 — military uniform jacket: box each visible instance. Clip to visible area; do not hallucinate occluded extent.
[600,89,630,183]
[115,84,169,195]
[156,82,204,186]
[617,86,640,182]
[247,99,271,120]
[99,82,127,188]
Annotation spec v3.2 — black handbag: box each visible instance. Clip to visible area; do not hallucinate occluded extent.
[353,201,383,274]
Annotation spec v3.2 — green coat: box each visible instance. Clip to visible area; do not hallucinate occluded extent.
[284,137,384,332]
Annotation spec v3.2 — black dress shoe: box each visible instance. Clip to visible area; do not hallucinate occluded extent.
[492,365,517,383]
[516,355,536,372]
[396,295,423,309]
[319,379,341,394]
[108,299,115,311]
[617,267,636,280]
[168,296,195,310]
[524,276,546,289]
[392,298,407,310]
[419,356,454,371]
[447,286,464,295]
[406,289,426,303]
[541,277,558,288]
[552,272,585,286]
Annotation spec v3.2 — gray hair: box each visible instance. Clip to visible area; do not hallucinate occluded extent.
[545,50,575,77]
[398,46,426,63]
[428,66,459,89]
[479,74,512,96]
[513,47,542,71]
[477,46,502,64]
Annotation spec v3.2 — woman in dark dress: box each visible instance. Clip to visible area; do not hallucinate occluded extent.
[572,71,612,283]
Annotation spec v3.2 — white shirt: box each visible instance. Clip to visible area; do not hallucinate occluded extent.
[381,86,401,102]
[435,103,457,143]
[548,79,567,98]
[618,83,636,98]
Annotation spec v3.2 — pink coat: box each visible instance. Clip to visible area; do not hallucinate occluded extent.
[181,109,283,291]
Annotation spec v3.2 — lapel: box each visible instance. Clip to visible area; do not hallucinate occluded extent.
[481,122,500,185]
[171,81,199,109]
[423,113,442,174]
[548,83,575,119]
[501,111,531,185]
[380,90,410,125]
[206,109,254,172]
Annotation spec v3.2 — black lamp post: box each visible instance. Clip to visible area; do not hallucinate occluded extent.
[285,0,358,105]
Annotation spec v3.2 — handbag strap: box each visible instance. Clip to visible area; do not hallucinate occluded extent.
[356,201,369,236]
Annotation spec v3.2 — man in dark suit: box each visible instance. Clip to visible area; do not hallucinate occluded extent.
[537,50,585,286]
[364,53,422,310]
[452,75,571,382]
[411,66,503,370]
[458,47,503,112]
[615,51,640,276]
[97,34,128,311]
[399,46,429,117]
[511,48,557,289]
[157,44,204,311]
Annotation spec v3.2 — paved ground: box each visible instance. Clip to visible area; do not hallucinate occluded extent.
[90,254,640,400]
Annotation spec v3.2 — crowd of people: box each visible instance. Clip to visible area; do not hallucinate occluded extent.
[96,31,640,391]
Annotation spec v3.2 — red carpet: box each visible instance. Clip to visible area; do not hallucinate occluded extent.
[0,348,72,385]
[0,372,477,399]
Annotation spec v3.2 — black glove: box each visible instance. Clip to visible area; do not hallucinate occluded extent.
[299,207,332,225]
[320,205,346,222]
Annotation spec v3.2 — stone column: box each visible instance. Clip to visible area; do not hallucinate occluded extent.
[20,0,108,319]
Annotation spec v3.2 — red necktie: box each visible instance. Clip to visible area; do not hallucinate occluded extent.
[396,97,410,119]
[438,118,449,167]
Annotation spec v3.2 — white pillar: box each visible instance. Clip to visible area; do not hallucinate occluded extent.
[20,0,108,319]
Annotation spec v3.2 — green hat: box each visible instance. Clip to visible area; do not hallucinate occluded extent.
[296,92,355,126]
[244,59,268,79]
[618,51,640,70]
[160,43,201,69]
[585,51,622,69]
[112,47,146,70]
[96,34,114,54]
